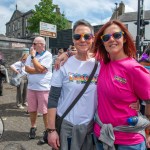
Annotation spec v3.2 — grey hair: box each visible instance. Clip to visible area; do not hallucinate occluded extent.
[72,19,94,35]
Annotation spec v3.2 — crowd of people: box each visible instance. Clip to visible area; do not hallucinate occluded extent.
[0,19,150,150]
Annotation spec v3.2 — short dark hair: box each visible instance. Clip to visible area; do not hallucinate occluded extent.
[72,19,94,34]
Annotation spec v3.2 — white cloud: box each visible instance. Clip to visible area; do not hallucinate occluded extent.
[0,0,150,35]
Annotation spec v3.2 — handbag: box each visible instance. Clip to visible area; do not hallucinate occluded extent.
[43,60,98,143]
[10,74,22,87]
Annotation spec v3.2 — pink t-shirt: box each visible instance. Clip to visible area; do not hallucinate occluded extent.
[94,57,150,145]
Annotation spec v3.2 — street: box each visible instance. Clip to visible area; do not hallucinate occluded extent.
[0,83,51,150]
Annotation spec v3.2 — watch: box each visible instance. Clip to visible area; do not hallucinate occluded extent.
[31,56,35,59]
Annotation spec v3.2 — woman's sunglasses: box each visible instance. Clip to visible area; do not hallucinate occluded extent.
[101,31,124,42]
[73,33,93,41]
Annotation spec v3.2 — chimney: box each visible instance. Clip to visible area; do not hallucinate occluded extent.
[118,1,125,16]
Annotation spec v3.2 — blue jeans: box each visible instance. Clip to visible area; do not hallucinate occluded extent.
[93,134,146,150]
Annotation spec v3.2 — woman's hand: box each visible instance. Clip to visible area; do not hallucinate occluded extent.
[54,53,69,70]
[146,134,150,148]
[129,100,140,111]
[48,131,60,150]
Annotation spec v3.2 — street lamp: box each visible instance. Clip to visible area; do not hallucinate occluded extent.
[115,2,118,19]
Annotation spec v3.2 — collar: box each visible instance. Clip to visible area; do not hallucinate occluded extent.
[36,50,46,56]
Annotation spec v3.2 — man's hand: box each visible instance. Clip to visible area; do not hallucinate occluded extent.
[30,47,36,56]
[48,131,60,150]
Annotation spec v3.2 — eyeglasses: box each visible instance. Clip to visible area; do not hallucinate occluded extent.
[101,31,124,42]
[33,43,44,45]
[73,33,93,41]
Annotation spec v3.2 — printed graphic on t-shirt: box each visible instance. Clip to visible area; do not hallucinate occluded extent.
[114,75,127,84]
[68,72,98,84]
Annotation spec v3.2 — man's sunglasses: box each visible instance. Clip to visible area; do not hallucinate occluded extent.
[33,43,44,45]
[101,31,124,42]
[73,33,93,41]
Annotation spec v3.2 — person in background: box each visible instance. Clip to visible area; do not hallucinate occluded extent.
[92,20,150,149]
[25,36,52,144]
[10,54,28,109]
[47,19,99,150]
[0,57,6,96]
[57,48,64,57]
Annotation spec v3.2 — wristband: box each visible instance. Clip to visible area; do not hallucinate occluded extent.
[65,51,72,57]
[145,129,150,135]
[46,128,56,133]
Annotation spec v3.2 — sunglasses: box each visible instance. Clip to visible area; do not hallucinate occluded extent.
[33,43,44,45]
[101,31,124,42]
[73,33,93,41]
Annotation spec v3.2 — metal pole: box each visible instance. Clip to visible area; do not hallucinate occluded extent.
[136,0,141,57]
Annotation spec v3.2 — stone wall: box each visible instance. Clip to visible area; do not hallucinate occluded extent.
[0,36,32,76]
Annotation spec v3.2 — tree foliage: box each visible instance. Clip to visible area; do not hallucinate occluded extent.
[28,0,70,33]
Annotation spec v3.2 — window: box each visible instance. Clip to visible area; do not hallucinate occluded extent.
[25,19,28,27]
[13,24,15,31]
[18,21,20,29]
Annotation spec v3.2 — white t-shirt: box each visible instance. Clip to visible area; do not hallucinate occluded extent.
[11,61,27,76]
[51,56,100,125]
[25,50,52,91]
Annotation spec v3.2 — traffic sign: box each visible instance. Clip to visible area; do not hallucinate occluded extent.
[40,22,57,38]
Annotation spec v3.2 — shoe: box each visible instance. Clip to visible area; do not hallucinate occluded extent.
[29,127,37,139]
[37,130,48,145]
[24,111,29,116]
[23,102,28,107]
[17,105,24,109]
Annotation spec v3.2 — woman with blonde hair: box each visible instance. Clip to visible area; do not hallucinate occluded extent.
[10,53,29,109]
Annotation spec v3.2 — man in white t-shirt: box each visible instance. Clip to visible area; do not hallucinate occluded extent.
[25,37,52,144]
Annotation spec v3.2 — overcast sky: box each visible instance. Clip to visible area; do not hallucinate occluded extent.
[0,0,150,35]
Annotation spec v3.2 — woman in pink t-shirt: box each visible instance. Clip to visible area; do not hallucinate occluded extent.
[92,20,150,149]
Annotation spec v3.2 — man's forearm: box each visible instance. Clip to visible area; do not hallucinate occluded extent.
[32,58,46,73]
[25,66,39,74]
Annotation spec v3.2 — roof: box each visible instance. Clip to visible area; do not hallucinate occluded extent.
[118,10,150,22]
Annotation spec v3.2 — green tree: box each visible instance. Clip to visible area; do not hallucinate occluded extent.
[28,0,70,33]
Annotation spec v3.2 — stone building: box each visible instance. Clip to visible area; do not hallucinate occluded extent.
[6,5,33,39]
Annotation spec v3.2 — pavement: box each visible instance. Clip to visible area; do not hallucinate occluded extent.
[0,83,52,150]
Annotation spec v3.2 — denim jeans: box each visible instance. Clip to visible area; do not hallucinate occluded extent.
[93,134,146,150]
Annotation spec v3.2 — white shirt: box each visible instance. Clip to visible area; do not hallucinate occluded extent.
[51,56,100,125]
[25,50,52,91]
[11,61,27,76]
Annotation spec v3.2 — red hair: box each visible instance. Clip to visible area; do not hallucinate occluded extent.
[93,20,136,64]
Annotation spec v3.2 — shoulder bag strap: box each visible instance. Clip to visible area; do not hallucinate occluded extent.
[61,60,98,119]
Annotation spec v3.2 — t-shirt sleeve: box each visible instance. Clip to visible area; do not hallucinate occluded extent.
[132,65,150,100]
[50,68,64,87]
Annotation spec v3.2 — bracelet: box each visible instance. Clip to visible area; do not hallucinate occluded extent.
[145,129,150,135]
[65,51,72,57]
[46,128,57,133]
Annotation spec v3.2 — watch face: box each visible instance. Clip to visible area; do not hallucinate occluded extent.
[31,56,34,59]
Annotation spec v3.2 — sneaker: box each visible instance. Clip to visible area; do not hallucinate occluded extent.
[17,104,24,109]
[24,111,29,116]
[29,127,37,139]
[37,130,48,145]
[23,102,28,107]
